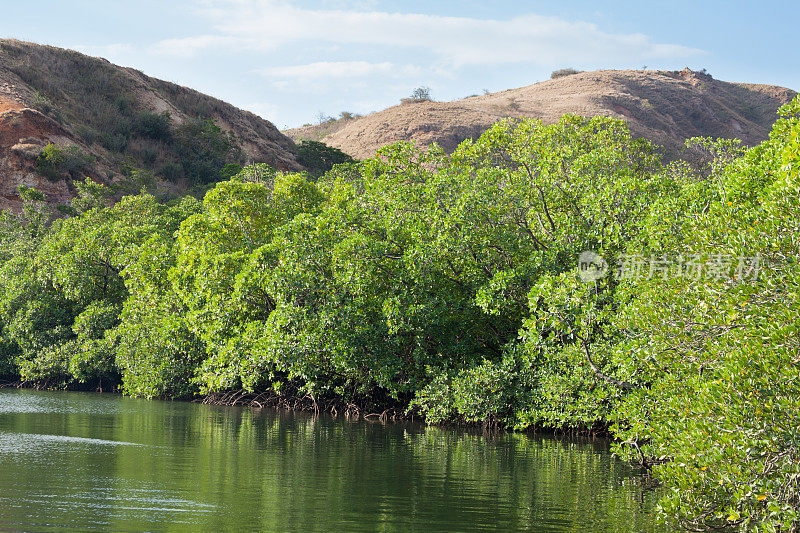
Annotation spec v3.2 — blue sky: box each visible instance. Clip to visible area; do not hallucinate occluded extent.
[1,1,796,129]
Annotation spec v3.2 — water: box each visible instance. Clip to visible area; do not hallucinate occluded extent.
[0,389,663,532]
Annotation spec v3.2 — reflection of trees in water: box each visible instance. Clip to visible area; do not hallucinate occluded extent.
[0,391,663,532]
[178,404,661,532]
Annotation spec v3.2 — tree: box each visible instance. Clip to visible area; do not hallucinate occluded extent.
[171,170,324,392]
[296,140,356,178]
[36,144,95,181]
[608,96,800,531]
[409,86,431,102]
[175,118,243,185]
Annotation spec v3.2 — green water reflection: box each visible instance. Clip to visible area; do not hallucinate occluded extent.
[0,389,663,532]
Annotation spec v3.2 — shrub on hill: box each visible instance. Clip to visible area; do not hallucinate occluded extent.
[175,118,244,185]
[401,86,432,104]
[36,144,95,181]
[551,68,582,79]
[296,140,355,178]
[132,111,172,142]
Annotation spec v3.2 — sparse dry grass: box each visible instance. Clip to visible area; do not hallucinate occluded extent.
[0,39,263,182]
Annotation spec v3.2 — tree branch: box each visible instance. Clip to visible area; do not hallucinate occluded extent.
[582,340,638,390]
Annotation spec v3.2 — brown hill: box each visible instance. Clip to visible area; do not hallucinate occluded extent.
[286,69,796,160]
[0,39,301,211]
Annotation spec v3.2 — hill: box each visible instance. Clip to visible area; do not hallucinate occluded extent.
[285,69,796,159]
[0,39,301,211]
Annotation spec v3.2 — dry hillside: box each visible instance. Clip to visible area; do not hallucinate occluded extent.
[286,69,796,159]
[0,39,301,211]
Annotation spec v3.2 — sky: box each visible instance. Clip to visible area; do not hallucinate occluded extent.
[1,1,797,129]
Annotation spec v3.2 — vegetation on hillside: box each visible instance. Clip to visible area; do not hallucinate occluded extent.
[551,68,582,78]
[295,139,355,178]
[0,40,293,186]
[292,112,366,144]
[36,144,96,181]
[284,68,795,162]
[1,96,798,531]
[408,86,432,102]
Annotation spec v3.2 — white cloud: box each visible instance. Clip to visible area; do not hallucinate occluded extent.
[258,61,419,80]
[149,34,251,57]
[191,1,703,67]
[319,0,379,9]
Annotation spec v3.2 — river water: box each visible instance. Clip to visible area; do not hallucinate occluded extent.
[0,389,663,532]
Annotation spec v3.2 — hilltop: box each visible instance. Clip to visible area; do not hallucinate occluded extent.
[2,40,796,214]
[0,39,301,211]
[286,69,796,159]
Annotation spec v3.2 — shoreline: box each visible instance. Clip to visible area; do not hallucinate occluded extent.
[0,379,614,438]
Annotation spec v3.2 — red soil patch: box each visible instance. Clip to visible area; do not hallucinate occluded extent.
[0,94,23,114]
[0,108,66,148]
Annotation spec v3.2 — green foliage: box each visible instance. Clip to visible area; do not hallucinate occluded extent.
[3,93,799,531]
[220,163,243,180]
[171,171,324,392]
[0,186,51,262]
[67,302,120,383]
[175,118,243,185]
[0,190,200,389]
[160,161,183,182]
[607,96,800,531]
[113,232,206,399]
[234,163,277,185]
[101,132,128,153]
[296,140,356,178]
[71,178,113,213]
[0,330,20,379]
[414,350,533,424]
[3,262,75,386]
[132,111,172,141]
[36,144,95,181]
